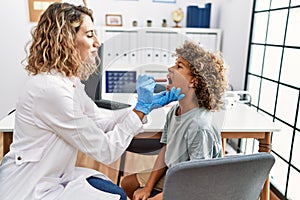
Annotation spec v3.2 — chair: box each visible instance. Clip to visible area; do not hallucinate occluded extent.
[116,136,163,185]
[163,153,275,200]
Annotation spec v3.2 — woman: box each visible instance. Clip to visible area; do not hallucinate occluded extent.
[0,3,183,200]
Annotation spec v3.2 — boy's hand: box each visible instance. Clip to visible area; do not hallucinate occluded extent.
[133,187,152,200]
[150,87,185,110]
[135,75,156,115]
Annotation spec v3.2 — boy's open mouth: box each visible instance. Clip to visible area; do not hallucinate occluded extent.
[166,77,172,91]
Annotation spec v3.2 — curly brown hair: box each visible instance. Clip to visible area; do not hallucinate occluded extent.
[24,2,99,80]
[175,40,228,111]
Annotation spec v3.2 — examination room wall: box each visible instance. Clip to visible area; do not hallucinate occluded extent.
[0,0,252,119]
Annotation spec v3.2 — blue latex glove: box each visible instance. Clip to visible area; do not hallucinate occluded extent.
[135,75,156,115]
[150,87,185,110]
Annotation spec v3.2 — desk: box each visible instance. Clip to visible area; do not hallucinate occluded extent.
[218,104,280,200]
[0,103,280,200]
[0,112,14,156]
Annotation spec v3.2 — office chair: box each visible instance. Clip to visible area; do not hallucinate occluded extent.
[163,153,275,200]
[116,137,163,185]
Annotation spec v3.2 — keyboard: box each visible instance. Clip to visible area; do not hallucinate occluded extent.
[95,99,131,110]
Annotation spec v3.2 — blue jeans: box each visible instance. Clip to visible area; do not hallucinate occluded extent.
[86,176,127,200]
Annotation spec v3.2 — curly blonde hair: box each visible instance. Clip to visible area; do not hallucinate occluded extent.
[175,41,228,111]
[25,2,99,80]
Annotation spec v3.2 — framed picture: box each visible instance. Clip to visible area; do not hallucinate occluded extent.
[153,0,176,3]
[28,0,61,22]
[105,14,123,26]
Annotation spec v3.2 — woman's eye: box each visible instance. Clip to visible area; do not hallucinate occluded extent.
[87,31,95,38]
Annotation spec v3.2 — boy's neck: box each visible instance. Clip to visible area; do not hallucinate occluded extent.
[177,94,198,115]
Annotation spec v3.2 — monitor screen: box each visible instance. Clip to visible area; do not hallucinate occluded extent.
[105,70,137,93]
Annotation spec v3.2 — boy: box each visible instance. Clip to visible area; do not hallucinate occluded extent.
[121,41,228,200]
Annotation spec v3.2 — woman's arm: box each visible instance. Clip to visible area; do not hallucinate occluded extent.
[133,108,146,121]
[33,80,143,165]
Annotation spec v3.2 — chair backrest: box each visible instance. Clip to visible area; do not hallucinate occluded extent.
[163,153,275,200]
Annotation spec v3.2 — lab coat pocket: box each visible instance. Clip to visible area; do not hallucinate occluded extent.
[34,176,65,200]
[14,147,44,165]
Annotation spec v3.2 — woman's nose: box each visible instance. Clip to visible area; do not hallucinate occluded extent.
[94,36,101,47]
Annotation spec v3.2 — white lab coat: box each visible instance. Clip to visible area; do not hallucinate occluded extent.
[0,72,143,200]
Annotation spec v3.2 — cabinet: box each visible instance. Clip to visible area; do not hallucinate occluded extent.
[97,27,221,67]
[95,27,221,96]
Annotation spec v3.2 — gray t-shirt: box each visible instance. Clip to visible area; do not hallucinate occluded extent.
[161,104,222,168]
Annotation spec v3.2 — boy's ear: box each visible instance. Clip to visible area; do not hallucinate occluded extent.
[189,78,198,88]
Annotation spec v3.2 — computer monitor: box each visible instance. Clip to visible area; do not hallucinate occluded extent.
[83,43,169,103]
[105,70,137,93]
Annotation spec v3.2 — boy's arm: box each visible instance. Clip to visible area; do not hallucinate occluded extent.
[144,144,167,189]
[133,144,167,200]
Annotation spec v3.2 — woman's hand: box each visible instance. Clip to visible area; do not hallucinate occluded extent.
[135,75,156,115]
[150,87,185,110]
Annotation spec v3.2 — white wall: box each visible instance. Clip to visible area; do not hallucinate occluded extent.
[0,0,33,119]
[217,0,253,91]
[87,0,216,28]
[0,0,252,119]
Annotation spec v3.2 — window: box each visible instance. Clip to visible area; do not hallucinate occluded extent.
[246,1,300,199]
[262,46,282,81]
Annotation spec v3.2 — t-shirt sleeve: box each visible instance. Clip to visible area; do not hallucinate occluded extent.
[187,128,221,160]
